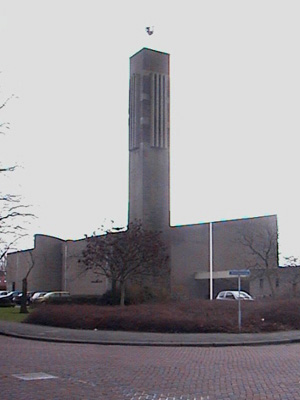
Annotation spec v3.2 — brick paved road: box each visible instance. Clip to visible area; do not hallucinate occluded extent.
[1,336,300,400]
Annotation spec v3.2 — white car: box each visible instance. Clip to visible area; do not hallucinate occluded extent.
[35,291,71,304]
[30,292,48,303]
[216,290,254,300]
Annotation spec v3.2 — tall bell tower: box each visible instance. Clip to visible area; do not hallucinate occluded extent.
[128,48,170,231]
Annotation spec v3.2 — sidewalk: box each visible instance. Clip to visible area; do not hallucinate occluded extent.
[1,320,300,347]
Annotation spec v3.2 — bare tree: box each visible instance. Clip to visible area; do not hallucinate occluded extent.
[282,256,300,298]
[19,251,36,313]
[237,222,278,297]
[0,195,34,260]
[0,93,14,135]
[0,91,34,263]
[80,221,169,306]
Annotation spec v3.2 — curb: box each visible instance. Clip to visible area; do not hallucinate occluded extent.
[2,327,300,347]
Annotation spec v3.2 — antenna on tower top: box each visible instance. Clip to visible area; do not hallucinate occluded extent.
[145,26,154,35]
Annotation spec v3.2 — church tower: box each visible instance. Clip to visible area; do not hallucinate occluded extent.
[128,48,170,231]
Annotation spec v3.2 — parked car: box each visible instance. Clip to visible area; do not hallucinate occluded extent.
[0,291,22,306]
[12,293,23,305]
[1,290,22,300]
[0,293,14,306]
[0,290,8,296]
[35,291,71,304]
[216,290,254,300]
[12,291,35,306]
[30,291,48,303]
[0,296,14,307]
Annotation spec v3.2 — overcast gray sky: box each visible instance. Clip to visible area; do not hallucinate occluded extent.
[1,0,299,263]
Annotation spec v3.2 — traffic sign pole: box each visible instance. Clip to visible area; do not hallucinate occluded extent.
[229,270,250,333]
[238,275,241,332]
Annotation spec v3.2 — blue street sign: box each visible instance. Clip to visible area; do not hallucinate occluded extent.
[229,269,250,276]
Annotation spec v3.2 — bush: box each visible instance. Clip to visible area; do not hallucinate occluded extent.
[125,284,170,304]
[24,298,300,333]
[67,295,111,306]
[43,296,72,305]
[78,285,170,306]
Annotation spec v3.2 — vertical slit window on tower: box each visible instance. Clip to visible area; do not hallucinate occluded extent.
[162,75,165,148]
[158,74,162,147]
[151,73,169,149]
[133,75,136,148]
[129,76,133,149]
[155,73,159,147]
[154,73,156,146]
[129,74,136,149]
[130,74,141,149]
[150,73,154,146]
[164,77,168,149]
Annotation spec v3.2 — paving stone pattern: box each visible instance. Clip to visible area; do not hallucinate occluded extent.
[1,336,300,399]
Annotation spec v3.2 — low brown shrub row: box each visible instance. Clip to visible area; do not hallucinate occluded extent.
[24,299,300,333]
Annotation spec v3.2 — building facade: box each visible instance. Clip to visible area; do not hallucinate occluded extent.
[7,48,284,300]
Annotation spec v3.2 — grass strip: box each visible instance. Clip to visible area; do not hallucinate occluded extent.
[0,306,30,323]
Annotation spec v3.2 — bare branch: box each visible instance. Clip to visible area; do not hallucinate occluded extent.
[0,94,15,110]
[79,220,169,305]
[236,222,278,296]
[1,85,34,262]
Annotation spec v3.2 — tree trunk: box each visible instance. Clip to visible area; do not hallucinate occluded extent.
[120,281,125,306]
[111,279,117,305]
[266,272,275,298]
[293,282,297,298]
[20,278,28,314]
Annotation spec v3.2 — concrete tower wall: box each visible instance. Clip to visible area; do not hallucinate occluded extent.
[128,48,170,231]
